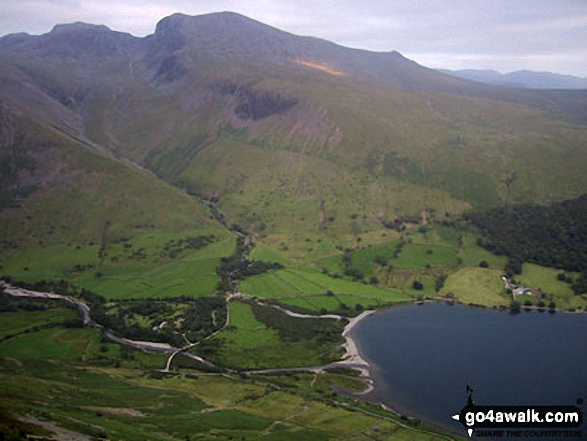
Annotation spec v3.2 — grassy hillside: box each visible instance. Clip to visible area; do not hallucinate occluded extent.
[0,297,453,440]
[1,12,586,440]
[2,14,587,241]
[0,115,232,298]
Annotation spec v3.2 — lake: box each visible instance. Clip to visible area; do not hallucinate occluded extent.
[352,302,587,438]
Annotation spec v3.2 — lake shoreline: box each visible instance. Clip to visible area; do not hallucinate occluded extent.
[346,301,587,438]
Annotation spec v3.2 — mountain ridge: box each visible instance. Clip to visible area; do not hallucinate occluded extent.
[1,11,586,123]
[1,11,587,253]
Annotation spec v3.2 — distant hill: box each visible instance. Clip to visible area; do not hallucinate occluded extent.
[439,68,587,90]
[1,11,587,252]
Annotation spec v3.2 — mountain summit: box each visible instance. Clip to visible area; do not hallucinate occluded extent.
[1,11,587,242]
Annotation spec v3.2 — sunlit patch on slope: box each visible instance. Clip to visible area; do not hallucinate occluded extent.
[293,60,349,77]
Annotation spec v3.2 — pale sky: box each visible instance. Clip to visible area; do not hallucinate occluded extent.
[1,0,586,76]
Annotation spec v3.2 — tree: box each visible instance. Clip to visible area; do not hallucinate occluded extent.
[412,280,424,290]
[435,274,447,292]
[509,300,521,315]
[479,260,489,268]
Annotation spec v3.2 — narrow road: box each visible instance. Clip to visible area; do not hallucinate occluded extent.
[1,281,371,378]
[2,282,91,325]
[1,282,215,366]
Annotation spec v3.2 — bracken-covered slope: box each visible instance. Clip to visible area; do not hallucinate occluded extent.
[1,11,587,252]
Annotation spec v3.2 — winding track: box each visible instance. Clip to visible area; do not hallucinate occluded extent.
[1,281,458,440]
[1,280,369,375]
[0,281,213,366]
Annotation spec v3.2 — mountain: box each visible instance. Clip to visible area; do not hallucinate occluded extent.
[1,11,587,262]
[439,68,587,90]
[1,12,587,440]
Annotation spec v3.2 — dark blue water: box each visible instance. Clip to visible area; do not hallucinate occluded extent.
[353,303,587,437]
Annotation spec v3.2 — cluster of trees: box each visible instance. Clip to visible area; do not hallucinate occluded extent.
[0,289,74,313]
[382,218,406,232]
[342,250,365,281]
[572,271,587,295]
[3,279,228,346]
[93,296,228,346]
[9,278,74,296]
[181,297,227,341]
[216,236,283,292]
[468,195,587,279]
[251,303,342,346]
[435,274,447,292]
[161,234,216,259]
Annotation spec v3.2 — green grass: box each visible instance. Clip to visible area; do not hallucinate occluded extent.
[403,274,441,298]
[303,295,346,311]
[277,296,323,313]
[3,234,234,300]
[289,403,379,435]
[458,231,508,268]
[240,272,301,298]
[0,290,466,441]
[241,269,410,307]
[313,253,344,274]
[393,243,459,269]
[212,302,282,366]
[0,116,234,300]
[276,270,326,293]
[209,301,344,369]
[334,294,383,310]
[440,267,509,306]
[517,263,574,297]
[236,391,305,420]
[228,301,269,329]
[0,327,97,360]
[276,293,382,315]
[516,263,586,310]
[347,240,401,278]
[250,244,294,266]
[76,247,224,300]
[0,308,79,339]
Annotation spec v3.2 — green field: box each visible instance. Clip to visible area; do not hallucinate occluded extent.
[0,303,455,440]
[208,301,344,369]
[517,263,574,297]
[440,267,509,306]
[2,233,234,299]
[393,243,460,269]
[347,241,401,278]
[276,293,383,315]
[457,230,505,268]
[0,307,79,339]
[240,268,411,316]
[516,263,586,310]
